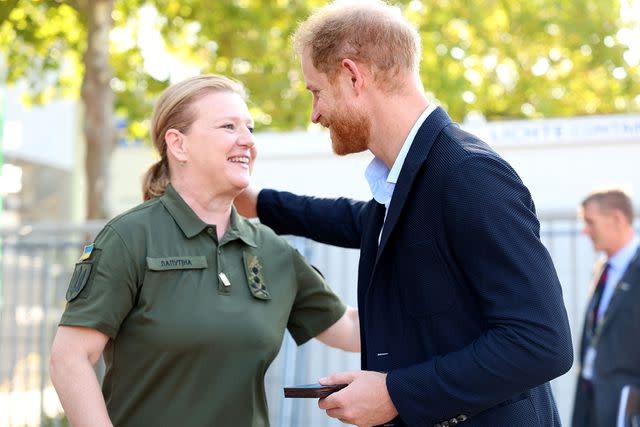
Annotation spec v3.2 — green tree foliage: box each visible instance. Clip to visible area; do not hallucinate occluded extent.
[407,0,640,120]
[0,0,639,216]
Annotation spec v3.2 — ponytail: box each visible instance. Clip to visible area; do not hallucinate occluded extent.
[142,158,170,201]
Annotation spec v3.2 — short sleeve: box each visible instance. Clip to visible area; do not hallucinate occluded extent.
[287,249,347,345]
[59,225,139,338]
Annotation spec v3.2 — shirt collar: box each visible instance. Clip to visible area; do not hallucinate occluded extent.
[224,207,257,247]
[608,235,640,273]
[364,157,395,206]
[365,103,437,207]
[387,103,437,184]
[160,184,256,247]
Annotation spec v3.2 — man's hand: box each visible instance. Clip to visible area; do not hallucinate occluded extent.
[234,185,260,218]
[318,371,398,427]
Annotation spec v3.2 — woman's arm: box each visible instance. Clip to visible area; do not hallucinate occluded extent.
[315,307,360,352]
[50,325,112,427]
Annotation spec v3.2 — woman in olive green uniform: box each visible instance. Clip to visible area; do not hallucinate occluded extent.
[50,75,359,427]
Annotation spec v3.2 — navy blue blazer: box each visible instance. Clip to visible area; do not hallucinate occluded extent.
[258,107,573,426]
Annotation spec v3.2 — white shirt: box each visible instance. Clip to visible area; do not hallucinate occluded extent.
[364,103,437,211]
[599,235,640,319]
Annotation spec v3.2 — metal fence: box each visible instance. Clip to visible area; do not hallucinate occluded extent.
[0,223,104,427]
[0,214,602,427]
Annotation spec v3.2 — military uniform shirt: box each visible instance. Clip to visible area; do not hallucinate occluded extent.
[59,184,346,427]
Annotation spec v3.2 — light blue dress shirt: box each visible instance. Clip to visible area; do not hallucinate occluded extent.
[598,235,640,319]
[364,103,437,211]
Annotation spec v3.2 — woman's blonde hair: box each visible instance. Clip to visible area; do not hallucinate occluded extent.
[141,74,247,201]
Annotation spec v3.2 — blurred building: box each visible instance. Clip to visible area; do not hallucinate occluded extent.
[1,85,77,226]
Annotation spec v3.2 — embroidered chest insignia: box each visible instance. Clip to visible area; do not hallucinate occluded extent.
[244,253,271,300]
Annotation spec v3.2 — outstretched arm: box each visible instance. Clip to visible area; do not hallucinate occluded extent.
[256,189,369,249]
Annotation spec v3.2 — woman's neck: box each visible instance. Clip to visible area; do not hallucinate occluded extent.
[171,178,236,240]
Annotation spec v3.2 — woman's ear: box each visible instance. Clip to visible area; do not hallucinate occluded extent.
[165,129,188,163]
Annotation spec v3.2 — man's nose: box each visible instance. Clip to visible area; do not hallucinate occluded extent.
[311,107,321,124]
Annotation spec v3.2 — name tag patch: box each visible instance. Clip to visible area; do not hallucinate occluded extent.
[147,256,207,270]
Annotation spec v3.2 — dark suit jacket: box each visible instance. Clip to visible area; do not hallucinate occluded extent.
[572,248,640,427]
[258,107,573,426]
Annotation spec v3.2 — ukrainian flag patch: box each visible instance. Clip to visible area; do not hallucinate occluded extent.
[79,243,95,261]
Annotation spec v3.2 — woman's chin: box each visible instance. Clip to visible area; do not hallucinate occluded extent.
[230,179,251,194]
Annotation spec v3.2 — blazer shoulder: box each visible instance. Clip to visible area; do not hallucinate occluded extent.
[439,124,498,159]
[621,247,640,284]
[424,124,508,179]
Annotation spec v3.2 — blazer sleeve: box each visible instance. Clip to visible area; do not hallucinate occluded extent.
[257,189,367,249]
[386,154,573,424]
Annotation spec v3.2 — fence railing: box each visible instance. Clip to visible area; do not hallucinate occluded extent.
[0,214,603,426]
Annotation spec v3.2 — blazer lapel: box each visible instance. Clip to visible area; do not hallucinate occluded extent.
[359,202,386,293]
[376,107,453,263]
[362,201,387,275]
[599,247,640,330]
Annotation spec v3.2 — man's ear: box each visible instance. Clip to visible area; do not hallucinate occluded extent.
[165,128,188,163]
[613,210,629,227]
[341,58,365,95]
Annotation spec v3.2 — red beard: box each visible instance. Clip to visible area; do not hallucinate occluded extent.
[327,102,371,156]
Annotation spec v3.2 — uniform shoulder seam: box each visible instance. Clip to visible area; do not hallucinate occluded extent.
[106,197,162,227]
[102,224,137,263]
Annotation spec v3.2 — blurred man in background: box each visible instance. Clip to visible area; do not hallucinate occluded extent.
[573,188,640,427]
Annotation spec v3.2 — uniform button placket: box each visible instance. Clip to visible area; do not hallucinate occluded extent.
[216,243,230,295]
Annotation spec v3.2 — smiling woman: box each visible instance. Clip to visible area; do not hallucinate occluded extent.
[48,74,360,427]
[159,88,257,232]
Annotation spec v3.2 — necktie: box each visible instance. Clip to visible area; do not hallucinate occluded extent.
[591,262,610,333]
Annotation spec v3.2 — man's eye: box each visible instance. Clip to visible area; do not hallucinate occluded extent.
[248,126,255,133]
[222,123,235,130]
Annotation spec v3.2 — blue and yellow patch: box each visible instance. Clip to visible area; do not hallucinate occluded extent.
[79,243,95,261]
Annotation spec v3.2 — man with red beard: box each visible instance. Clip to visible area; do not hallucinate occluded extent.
[235,1,573,426]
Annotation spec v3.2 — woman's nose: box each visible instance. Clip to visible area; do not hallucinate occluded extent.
[239,127,255,146]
